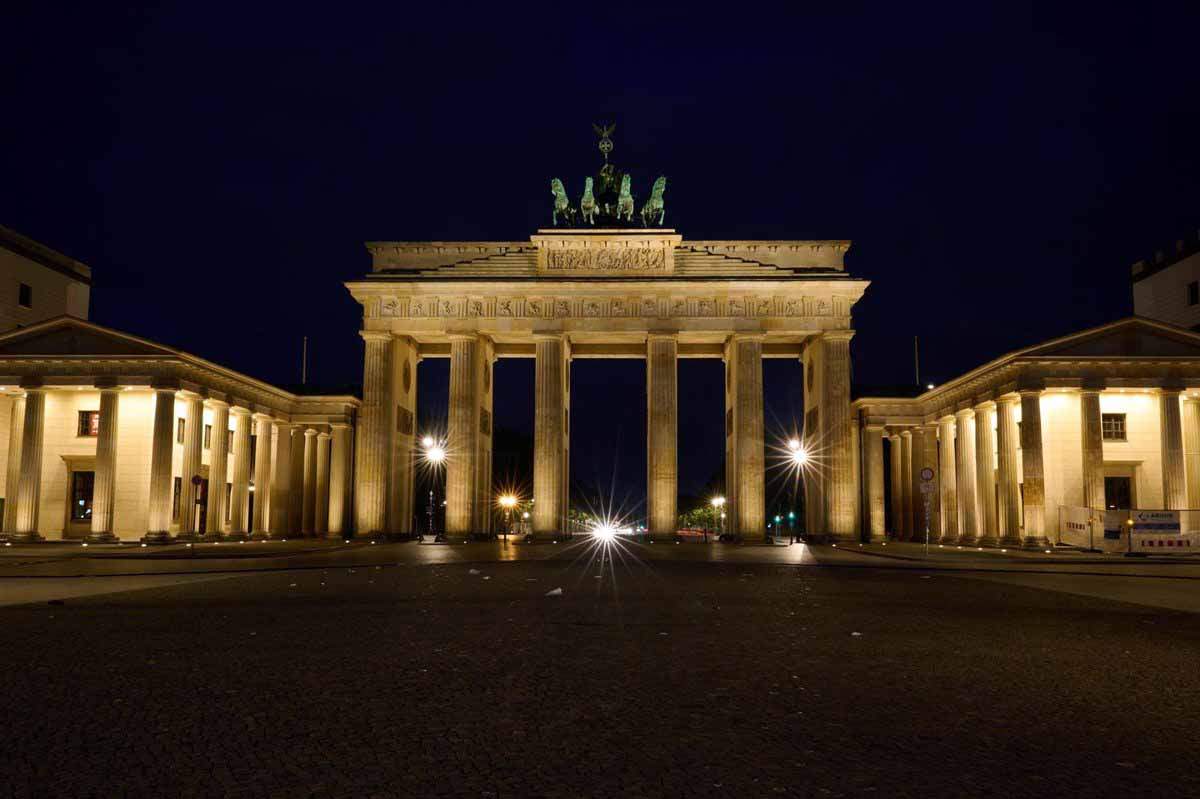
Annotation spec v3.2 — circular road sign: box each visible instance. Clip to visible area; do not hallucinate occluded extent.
[919,467,934,482]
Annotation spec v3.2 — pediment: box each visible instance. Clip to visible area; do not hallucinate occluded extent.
[0,319,173,358]
[1024,319,1200,359]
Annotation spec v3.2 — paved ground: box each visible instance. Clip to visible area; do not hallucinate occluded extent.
[1,538,1198,797]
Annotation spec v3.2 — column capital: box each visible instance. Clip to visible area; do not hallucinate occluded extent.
[1017,388,1043,399]
[18,379,45,391]
[329,421,352,430]
[317,430,331,441]
[230,405,252,417]
[206,397,229,409]
[973,399,996,412]
[728,332,765,343]
[955,407,975,420]
[1160,385,1185,396]
[303,427,318,438]
[865,423,886,432]
[900,428,913,439]
[997,393,1020,407]
[532,332,568,342]
[447,332,481,343]
[820,330,856,343]
[251,411,275,423]
[93,378,122,391]
[646,332,678,342]
[360,330,393,343]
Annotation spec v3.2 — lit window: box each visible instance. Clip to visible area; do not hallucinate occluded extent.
[203,424,212,450]
[1189,281,1199,307]
[70,471,95,521]
[18,283,32,309]
[176,418,186,444]
[1102,413,1127,441]
[172,476,182,521]
[77,410,100,437]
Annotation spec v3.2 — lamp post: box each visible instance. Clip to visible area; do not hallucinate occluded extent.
[499,494,517,541]
[788,510,796,543]
[710,496,725,542]
[421,435,446,542]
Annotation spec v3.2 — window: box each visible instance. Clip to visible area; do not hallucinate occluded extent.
[77,410,100,437]
[227,430,234,452]
[17,283,32,309]
[1102,413,1127,441]
[1189,281,1199,306]
[176,418,186,444]
[250,434,257,472]
[225,483,233,522]
[203,424,212,450]
[70,471,95,521]
[172,476,182,521]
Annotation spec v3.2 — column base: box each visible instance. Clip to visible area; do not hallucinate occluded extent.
[141,531,173,545]
[976,535,999,547]
[201,532,226,543]
[7,532,45,543]
[1023,536,1051,550]
[998,536,1023,548]
[956,535,978,546]
[223,531,251,542]
[250,531,271,541]
[84,531,118,544]
[174,532,202,543]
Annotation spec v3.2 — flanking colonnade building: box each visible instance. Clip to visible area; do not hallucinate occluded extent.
[853,318,1200,547]
[0,318,359,542]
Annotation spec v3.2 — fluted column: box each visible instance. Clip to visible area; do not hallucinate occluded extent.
[1184,397,1200,510]
[315,431,331,536]
[354,331,392,535]
[205,401,230,538]
[726,335,765,540]
[446,335,482,537]
[3,394,26,533]
[920,423,942,540]
[13,388,46,541]
[87,385,121,542]
[144,388,177,542]
[388,337,419,536]
[534,334,569,537]
[1019,390,1048,548]
[1161,389,1186,510]
[955,409,978,544]
[288,424,305,534]
[820,332,856,540]
[1080,389,1105,512]
[269,420,292,538]
[328,423,351,536]
[647,334,678,540]
[907,422,926,535]
[228,407,252,536]
[176,394,204,538]
[301,428,317,534]
[251,414,273,538]
[937,416,958,543]
[887,433,902,539]
[974,403,998,545]
[900,430,913,541]
[996,396,1022,546]
[864,425,885,541]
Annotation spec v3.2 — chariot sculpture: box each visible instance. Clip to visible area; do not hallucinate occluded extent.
[548,124,668,228]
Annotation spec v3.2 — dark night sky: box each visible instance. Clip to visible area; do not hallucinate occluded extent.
[4,3,1199,515]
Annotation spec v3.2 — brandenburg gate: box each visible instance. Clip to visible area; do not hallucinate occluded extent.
[346,228,868,542]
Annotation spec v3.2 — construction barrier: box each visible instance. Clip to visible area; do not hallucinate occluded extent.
[1058,506,1200,555]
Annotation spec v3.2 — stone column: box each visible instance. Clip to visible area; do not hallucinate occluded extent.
[87,385,121,542]
[1080,389,1105,512]
[269,420,292,538]
[887,433,902,539]
[821,332,856,541]
[446,334,482,538]
[534,334,569,537]
[176,394,204,538]
[251,414,273,538]
[909,425,930,540]
[974,403,998,545]
[1019,390,1048,548]
[900,430,913,541]
[314,431,331,536]
[1183,397,1200,510]
[920,422,942,540]
[302,428,317,534]
[1161,389,1187,510]
[3,393,26,533]
[205,401,230,538]
[354,331,392,535]
[864,425,885,541]
[388,337,419,536]
[647,334,678,540]
[228,407,252,536]
[13,387,46,541]
[725,335,765,540]
[995,396,1022,546]
[328,423,352,536]
[288,425,305,534]
[144,388,177,542]
[955,409,979,545]
[937,416,958,543]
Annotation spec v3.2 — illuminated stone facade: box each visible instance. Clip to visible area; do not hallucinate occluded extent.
[0,318,358,542]
[853,318,1200,548]
[348,229,868,541]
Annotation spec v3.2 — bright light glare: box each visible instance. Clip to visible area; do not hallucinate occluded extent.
[787,438,801,452]
[421,436,435,448]
[499,494,517,509]
[790,446,810,466]
[425,446,445,464]
[710,496,726,508]
[593,522,617,541]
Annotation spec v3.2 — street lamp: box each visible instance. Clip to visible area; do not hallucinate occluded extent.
[499,494,517,540]
[710,496,726,540]
[787,437,810,467]
[421,435,446,541]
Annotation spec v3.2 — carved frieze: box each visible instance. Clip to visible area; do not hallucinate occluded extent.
[546,247,667,271]
[376,294,845,320]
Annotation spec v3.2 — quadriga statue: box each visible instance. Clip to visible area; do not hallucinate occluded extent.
[615,174,635,222]
[580,177,598,225]
[640,176,666,226]
[550,178,576,226]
